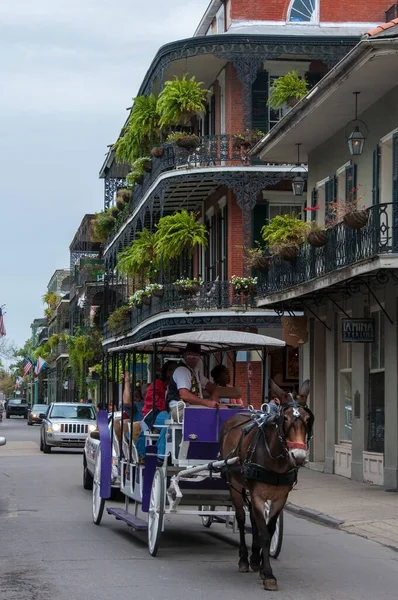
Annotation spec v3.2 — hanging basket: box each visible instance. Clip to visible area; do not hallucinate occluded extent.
[279,246,298,261]
[152,288,164,298]
[252,257,269,272]
[134,302,143,310]
[142,295,151,306]
[174,283,200,295]
[151,147,164,158]
[176,135,200,151]
[343,210,369,230]
[307,230,328,248]
[287,97,300,108]
[143,160,152,173]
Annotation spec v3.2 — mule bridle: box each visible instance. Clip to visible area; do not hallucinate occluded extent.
[275,395,315,450]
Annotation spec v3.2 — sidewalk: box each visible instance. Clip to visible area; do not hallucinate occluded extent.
[286,467,398,550]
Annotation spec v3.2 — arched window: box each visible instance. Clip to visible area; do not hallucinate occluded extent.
[288,0,318,23]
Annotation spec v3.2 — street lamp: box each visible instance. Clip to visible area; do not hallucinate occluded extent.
[291,143,307,197]
[345,92,368,156]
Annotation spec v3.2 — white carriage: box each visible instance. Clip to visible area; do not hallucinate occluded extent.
[91,330,285,557]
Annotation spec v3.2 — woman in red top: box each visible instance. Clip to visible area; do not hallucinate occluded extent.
[142,361,178,417]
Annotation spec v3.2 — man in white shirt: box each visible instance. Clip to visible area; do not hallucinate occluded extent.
[166,343,218,420]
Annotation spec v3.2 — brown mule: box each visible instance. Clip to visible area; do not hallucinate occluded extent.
[220,379,313,591]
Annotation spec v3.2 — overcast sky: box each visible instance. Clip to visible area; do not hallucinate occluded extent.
[0,0,208,351]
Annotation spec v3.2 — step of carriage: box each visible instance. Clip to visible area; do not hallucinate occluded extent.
[106,507,148,531]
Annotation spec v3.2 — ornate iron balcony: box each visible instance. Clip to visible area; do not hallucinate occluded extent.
[258,203,397,297]
[104,280,258,339]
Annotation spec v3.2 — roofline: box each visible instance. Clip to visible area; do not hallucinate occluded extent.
[194,0,223,37]
[253,37,398,158]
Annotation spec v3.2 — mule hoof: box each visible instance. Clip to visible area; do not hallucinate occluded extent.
[238,562,250,573]
[250,562,260,572]
[263,578,278,591]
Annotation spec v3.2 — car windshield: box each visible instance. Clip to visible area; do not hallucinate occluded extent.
[9,399,25,405]
[32,405,47,412]
[50,405,96,420]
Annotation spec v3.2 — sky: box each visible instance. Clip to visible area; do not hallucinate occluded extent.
[0,0,209,351]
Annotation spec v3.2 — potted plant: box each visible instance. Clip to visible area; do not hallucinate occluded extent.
[107,305,131,334]
[267,71,308,109]
[157,74,208,128]
[230,275,258,296]
[129,289,150,309]
[155,210,208,262]
[261,212,310,261]
[91,212,116,243]
[329,187,368,230]
[145,283,164,298]
[242,243,269,271]
[306,222,328,248]
[233,130,264,150]
[116,188,131,210]
[109,205,119,218]
[151,146,164,158]
[166,131,200,152]
[173,278,202,295]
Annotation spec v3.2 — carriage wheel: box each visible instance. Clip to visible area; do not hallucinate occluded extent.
[148,468,165,556]
[200,505,214,528]
[92,448,106,525]
[265,503,283,559]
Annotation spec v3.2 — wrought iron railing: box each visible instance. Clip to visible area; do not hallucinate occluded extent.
[104,280,257,339]
[106,134,272,244]
[258,203,398,297]
[37,328,49,345]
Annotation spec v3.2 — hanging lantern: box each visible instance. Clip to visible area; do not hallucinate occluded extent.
[292,174,305,196]
[345,92,368,157]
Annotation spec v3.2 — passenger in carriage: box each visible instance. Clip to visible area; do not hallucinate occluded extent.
[114,372,143,442]
[210,364,243,405]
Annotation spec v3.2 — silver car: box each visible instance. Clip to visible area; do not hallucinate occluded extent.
[40,403,97,453]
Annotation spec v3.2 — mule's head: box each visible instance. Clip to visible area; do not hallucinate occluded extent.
[269,379,314,467]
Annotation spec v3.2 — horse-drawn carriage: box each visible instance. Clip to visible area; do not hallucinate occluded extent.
[91,330,313,591]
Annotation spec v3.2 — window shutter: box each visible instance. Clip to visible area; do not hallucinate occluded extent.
[345,163,357,203]
[325,176,337,225]
[310,187,318,222]
[372,145,381,206]
[251,71,269,133]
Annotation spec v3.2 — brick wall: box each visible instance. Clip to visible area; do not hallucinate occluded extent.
[229,0,389,23]
[224,63,244,134]
[227,190,244,279]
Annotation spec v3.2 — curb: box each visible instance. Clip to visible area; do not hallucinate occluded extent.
[285,502,344,529]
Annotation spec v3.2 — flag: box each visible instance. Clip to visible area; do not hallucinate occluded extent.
[34,356,49,376]
[0,307,6,337]
[23,359,33,376]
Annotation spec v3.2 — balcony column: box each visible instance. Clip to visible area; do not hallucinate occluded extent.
[229,56,263,130]
[324,303,337,474]
[384,287,398,488]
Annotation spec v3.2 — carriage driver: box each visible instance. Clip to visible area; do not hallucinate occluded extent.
[166,343,221,420]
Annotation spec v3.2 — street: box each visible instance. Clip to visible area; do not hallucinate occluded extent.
[0,418,397,600]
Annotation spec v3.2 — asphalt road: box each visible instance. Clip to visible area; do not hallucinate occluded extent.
[1,417,397,600]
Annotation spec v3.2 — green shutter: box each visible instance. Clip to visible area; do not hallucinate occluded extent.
[345,163,357,202]
[325,176,337,225]
[310,187,318,222]
[251,71,269,132]
[372,146,381,206]
[393,134,398,206]
[252,202,268,246]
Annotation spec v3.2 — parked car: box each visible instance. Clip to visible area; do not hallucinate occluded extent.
[6,398,29,419]
[83,412,121,490]
[27,404,48,426]
[40,403,97,453]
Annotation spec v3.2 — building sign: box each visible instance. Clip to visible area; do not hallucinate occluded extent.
[342,319,375,343]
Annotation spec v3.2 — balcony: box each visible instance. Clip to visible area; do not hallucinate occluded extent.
[37,327,49,345]
[105,134,280,247]
[104,280,259,340]
[257,203,398,303]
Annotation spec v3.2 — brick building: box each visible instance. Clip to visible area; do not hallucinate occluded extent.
[99,0,393,404]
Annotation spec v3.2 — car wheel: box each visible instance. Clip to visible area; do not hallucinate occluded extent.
[24,415,28,420]
[6,413,10,419]
[83,457,94,490]
[27,421,32,426]
[40,435,43,451]
[42,435,52,453]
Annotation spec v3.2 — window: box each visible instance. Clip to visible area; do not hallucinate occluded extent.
[288,0,318,23]
[216,4,225,33]
[269,203,302,220]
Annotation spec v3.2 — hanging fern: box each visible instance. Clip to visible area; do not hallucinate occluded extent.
[157,75,208,127]
[267,71,308,109]
[114,94,160,164]
[116,228,159,279]
[155,210,208,260]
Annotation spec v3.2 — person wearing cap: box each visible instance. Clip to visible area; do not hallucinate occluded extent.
[166,342,219,420]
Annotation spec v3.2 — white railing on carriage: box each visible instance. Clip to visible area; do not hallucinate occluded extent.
[167,456,239,512]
